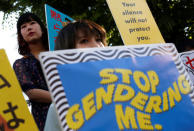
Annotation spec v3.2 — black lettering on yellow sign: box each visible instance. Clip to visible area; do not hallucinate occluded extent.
[0,75,11,89]
[122,2,135,7]
[3,102,25,129]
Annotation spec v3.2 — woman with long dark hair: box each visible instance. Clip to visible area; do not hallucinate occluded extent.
[13,12,51,131]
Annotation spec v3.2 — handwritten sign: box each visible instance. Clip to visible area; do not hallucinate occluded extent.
[106,0,165,45]
[45,4,74,51]
[39,43,193,130]
[180,50,194,84]
[0,49,38,131]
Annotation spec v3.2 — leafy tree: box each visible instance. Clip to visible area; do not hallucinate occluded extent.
[1,0,193,50]
[147,0,194,51]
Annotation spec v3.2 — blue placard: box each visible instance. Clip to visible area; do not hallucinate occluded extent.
[45,4,74,51]
[56,55,194,130]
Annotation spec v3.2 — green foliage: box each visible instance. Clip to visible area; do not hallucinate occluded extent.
[1,0,193,49]
[147,0,194,49]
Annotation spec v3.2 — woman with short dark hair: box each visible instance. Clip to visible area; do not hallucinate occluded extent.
[55,19,107,50]
[44,19,107,131]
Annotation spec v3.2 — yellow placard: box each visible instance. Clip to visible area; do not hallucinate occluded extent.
[106,0,165,45]
[0,49,38,131]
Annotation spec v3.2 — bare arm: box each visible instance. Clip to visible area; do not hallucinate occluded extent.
[26,89,52,103]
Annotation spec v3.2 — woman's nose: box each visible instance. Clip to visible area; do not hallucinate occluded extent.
[26,24,32,31]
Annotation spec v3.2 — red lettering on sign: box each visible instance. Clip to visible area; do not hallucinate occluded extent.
[186,56,194,69]
[50,9,62,22]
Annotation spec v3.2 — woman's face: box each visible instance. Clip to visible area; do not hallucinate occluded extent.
[75,31,104,49]
[20,20,43,43]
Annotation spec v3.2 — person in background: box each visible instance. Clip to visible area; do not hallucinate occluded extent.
[177,39,194,52]
[13,12,51,131]
[55,19,106,50]
[44,19,107,131]
[182,39,194,52]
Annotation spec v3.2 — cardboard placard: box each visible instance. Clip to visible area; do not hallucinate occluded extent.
[0,49,38,131]
[180,50,194,84]
[39,44,194,130]
[106,0,165,45]
[45,4,74,51]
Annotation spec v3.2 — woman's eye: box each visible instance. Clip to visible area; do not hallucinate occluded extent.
[21,25,26,29]
[96,38,102,42]
[80,39,88,43]
[31,21,36,25]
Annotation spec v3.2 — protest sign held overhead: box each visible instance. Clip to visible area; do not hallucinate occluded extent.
[0,49,38,131]
[39,43,194,130]
[106,0,165,45]
[45,4,74,51]
[180,50,194,84]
